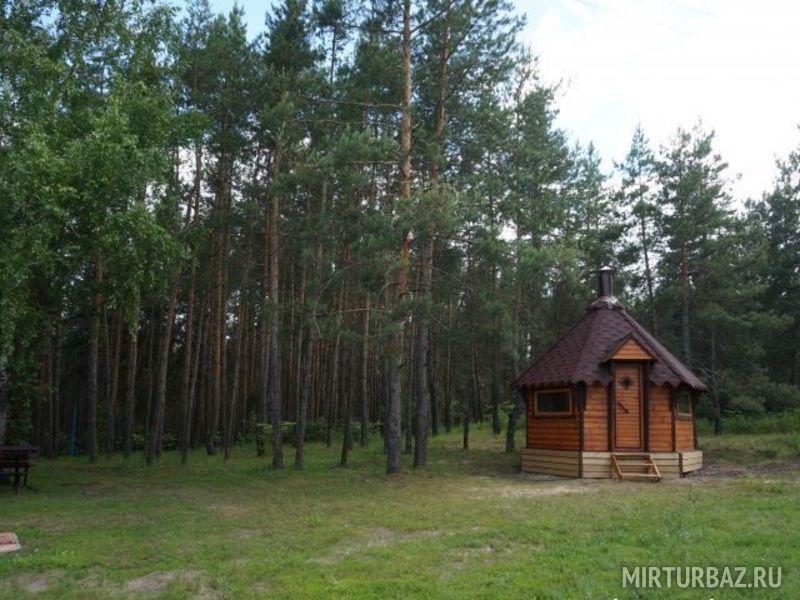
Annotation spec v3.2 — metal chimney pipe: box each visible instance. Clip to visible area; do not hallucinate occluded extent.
[596,266,615,298]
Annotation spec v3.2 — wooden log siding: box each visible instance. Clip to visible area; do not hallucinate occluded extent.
[521,449,580,477]
[528,383,696,454]
[526,389,579,450]
[583,384,608,451]
[675,416,695,450]
[580,451,694,478]
[648,385,673,451]
[612,338,653,360]
[681,450,703,472]
[642,362,651,450]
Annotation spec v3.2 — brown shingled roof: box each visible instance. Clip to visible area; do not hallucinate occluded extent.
[513,298,708,392]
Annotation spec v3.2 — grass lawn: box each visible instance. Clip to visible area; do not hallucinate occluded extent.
[1,426,798,598]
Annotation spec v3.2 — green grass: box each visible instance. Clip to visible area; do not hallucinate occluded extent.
[699,432,800,466]
[1,427,799,598]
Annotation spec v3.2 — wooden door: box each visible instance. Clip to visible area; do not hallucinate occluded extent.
[614,363,642,450]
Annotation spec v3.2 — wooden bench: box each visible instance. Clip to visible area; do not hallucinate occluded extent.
[0,446,38,493]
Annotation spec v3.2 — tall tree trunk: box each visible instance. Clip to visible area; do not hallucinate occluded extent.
[295,177,327,466]
[295,327,315,468]
[179,142,201,463]
[47,324,62,457]
[681,248,691,365]
[207,155,230,456]
[429,341,438,437]
[505,386,524,453]
[195,306,212,449]
[293,265,306,441]
[102,307,111,452]
[413,246,431,467]
[257,215,270,457]
[386,0,413,474]
[87,256,103,463]
[146,269,180,465]
[360,294,370,447]
[470,342,482,423]
[123,311,139,458]
[327,320,343,448]
[506,224,525,450]
[179,258,197,462]
[143,309,156,452]
[340,350,352,466]
[490,350,501,434]
[207,236,223,455]
[107,312,123,456]
[225,248,250,461]
[179,296,207,465]
[462,401,470,450]
[405,320,414,456]
[444,301,453,433]
[183,296,206,464]
[269,146,284,469]
[87,314,100,462]
[413,0,449,468]
[710,324,722,435]
[224,303,243,460]
[640,215,657,335]
[0,355,8,446]
[386,239,410,473]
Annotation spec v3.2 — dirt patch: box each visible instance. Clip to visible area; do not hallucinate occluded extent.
[470,476,606,499]
[361,526,397,546]
[8,570,65,594]
[126,571,179,593]
[78,481,116,496]
[450,544,496,571]
[493,483,596,498]
[80,568,106,590]
[24,517,72,533]
[125,569,216,597]
[232,528,260,540]
[686,459,800,480]
[207,503,251,518]
[312,527,442,564]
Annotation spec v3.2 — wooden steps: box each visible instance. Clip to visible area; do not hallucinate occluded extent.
[611,453,661,482]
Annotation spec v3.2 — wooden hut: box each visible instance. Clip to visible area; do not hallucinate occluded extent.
[512,267,706,480]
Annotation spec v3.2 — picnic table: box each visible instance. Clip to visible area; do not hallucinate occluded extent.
[0,446,38,493]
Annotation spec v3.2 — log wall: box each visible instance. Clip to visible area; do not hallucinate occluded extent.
[583,384,608,451]
[526,383,697,453]
[675,417,695,451]
[612,339,653,360]
[648,385,673,451]
[526,391,579,450]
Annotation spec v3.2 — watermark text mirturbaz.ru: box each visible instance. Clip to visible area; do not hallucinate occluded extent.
[621,566,782,590]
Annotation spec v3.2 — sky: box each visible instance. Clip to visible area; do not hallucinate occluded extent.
[210,0,800,201]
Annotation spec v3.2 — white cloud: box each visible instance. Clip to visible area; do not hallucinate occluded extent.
[523,0,800,200]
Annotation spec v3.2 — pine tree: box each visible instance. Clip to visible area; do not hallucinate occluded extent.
[655,124,732,367]
[617,125,659,333]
